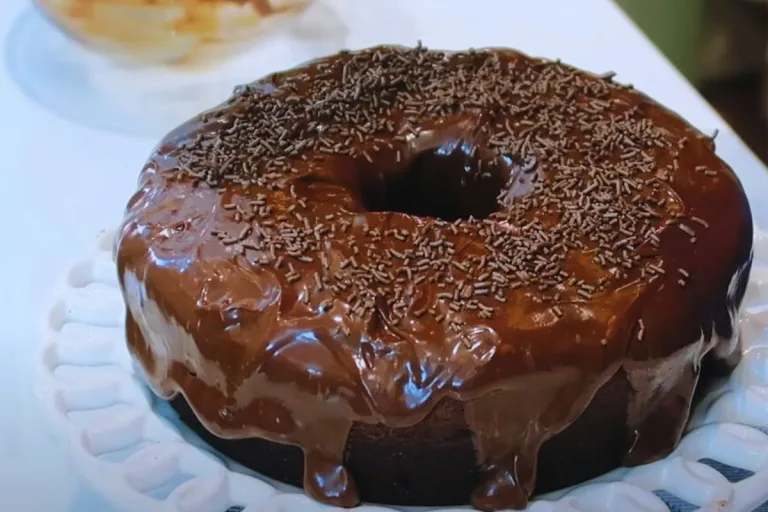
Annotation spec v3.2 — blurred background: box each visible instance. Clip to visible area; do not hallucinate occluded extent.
[11,0,767,156]
[618,0,767,164]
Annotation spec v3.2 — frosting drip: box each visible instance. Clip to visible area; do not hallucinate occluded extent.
[116,46,753,510]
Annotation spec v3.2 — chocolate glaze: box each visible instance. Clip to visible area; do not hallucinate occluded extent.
[115,46,753,510]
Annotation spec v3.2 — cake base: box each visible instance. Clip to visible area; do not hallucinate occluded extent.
[171,374,633,507]
[170,356,730,508]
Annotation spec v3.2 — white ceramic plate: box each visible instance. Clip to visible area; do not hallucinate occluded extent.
[34,223,768,512]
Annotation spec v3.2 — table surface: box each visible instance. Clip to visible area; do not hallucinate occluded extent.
[2,0,767,510]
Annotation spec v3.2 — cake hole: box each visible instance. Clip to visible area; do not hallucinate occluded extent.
[698,458,755,483]
[360,140,509,222]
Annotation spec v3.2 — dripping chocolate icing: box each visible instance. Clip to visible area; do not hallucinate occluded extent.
[115,46,753,511]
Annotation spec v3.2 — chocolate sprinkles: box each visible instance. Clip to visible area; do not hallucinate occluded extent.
[168,45,717,325]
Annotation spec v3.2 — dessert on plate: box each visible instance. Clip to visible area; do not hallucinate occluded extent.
[34,0,311,66]
[115,45,754,511]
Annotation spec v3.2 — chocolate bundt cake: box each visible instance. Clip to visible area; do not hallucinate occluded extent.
[115,45,753,511]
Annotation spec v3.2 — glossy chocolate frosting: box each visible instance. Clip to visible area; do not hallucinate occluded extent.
[115,45,753,511]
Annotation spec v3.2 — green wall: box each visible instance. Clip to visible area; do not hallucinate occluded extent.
[618,0,705,83]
